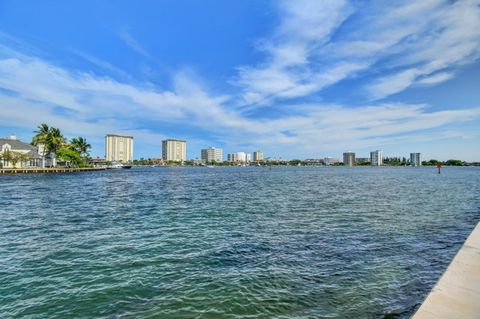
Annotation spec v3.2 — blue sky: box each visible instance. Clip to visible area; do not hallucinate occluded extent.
[0,0,479,161]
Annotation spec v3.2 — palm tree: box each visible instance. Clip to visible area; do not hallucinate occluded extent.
[32,124,50,144]
[48,127,66,156]
[32,124,50,168]
[32,124,66,168]
[70,137,91,157]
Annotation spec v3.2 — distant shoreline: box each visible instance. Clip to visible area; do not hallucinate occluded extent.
[1,165,477,175]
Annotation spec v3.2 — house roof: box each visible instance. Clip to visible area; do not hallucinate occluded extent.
[0,138,41,158]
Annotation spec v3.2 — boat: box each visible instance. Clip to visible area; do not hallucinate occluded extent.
[107,162,132,169]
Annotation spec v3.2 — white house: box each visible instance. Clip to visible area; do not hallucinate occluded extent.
[0,135,42,168]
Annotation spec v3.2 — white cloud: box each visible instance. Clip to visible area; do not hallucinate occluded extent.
[2,47,480,159]
[417,72,455,85]
[234,0,480,105]
[366,0,480,99]
[234,0,353,106]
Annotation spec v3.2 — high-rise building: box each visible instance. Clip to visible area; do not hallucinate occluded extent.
[105,134,133,163]
[343,151,356,166]
[162,139,187,161]
[201,147,223,163]
[410,153,421,166]
[246,153,252,162]
[253,151,264,161]
[370,150,383,166]
[236,152,246,162]
[227,152,247,162]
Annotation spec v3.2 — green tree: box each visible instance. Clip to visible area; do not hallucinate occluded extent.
[32,124,50,168]
[32,124,67,167]
[13,152,32,168]
[445,159,463,166]
[288,159,302,166]
[5,151,31,168]
[32,124,50,146]
[70,137,91,157]
[57,147,82,167]
[1,150,13,168]
[48,127,66,155]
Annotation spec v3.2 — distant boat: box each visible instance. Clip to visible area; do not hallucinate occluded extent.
[107,162,132,169]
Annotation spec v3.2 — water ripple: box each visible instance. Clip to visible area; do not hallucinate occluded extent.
[1,167,479,318]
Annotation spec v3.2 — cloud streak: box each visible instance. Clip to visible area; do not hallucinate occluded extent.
[235,0,480,105]
[118,28,151,58]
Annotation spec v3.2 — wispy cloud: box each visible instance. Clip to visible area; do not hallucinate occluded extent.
[118,28,151,58]
[235,0,480,105]
[366,1,480,99]
[417,72,455,85]
[234,0,353,106]
[70,48,132,79]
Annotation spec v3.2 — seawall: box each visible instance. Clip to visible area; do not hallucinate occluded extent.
[0,167,106,174]
[413,222,480,318]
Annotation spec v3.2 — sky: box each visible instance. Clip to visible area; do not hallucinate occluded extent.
[0,0,479,161]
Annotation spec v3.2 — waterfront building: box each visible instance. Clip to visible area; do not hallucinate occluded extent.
[410,153,421,166]
[246,153,252,162]
[236,152,246,162]
[201,147,223,163]
[304,158,325,166]
[193,158,203,165]
[253,151,264,161]
[162,139,187,162]
[356,157,370,164]
[227,152,249,163]
[370,150,383,166]
[324,157,339,166]
[343,151,356,166]
[0,135,41,168]
[265,157,283,163]
[105,134,133,163]
[88,157,108,168]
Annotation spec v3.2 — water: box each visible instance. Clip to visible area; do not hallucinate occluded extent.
[1,166,479,318]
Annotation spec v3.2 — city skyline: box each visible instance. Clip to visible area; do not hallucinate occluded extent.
[0,131,461,164]
[1,1,480,161]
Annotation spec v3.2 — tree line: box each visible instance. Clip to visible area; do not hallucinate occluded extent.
[0,124,91,168]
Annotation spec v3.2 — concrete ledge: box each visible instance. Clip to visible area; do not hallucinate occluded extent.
[413,222,480,319]
[0,167,106,174]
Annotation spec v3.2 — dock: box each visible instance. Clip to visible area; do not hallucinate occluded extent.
[0,167,106,174]
[413,222,480,319]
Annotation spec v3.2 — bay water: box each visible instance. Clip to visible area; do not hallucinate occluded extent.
[1,166,479,318]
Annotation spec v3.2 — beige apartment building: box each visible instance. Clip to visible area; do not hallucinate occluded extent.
[105,134,133,163]
[162,139,187,161]
[201,147,223,163]
[253,150,264,161]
